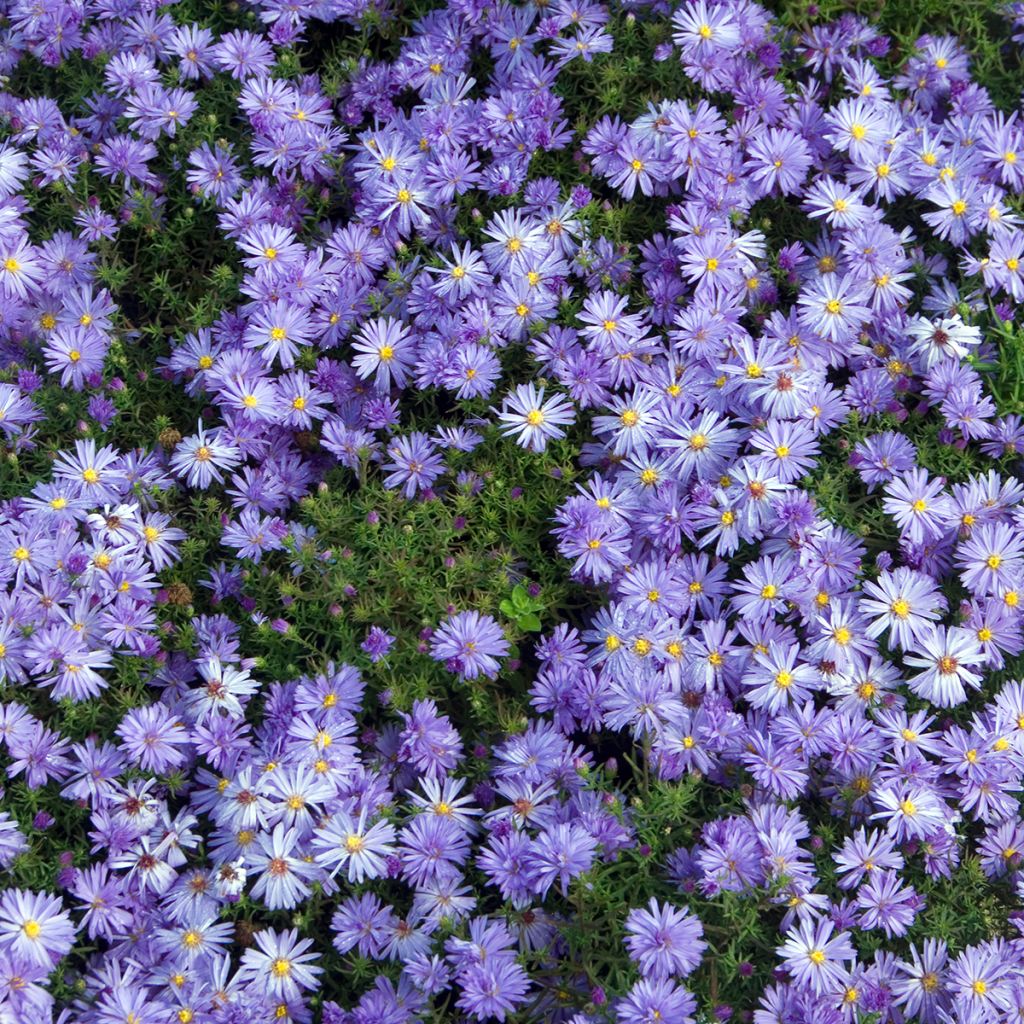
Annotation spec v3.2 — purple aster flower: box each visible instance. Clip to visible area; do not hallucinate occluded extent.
[169,423,241,489]
[624,898,706,980]
[430,611,509,680]
[496,382,575,453]
[115,703,191,774]
[361,626,395,662]
[528,823,598,897]
[456,958,531,1022]
[383,432,445,498]
[616,977,697,1024]
[237,928,322,1002]
[352,316,417,390]
[0,889,75,968]
[855,869,920,938]
[776,918,856,996]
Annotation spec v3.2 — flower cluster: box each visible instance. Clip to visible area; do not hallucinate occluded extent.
[1,0,1024,1021]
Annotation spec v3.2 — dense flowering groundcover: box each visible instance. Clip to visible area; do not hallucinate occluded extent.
[5,0,1024,1021]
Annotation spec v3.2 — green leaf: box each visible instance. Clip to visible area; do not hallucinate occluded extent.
[498,599,517,618]
[511,584,530,608]
[517,612,542,631]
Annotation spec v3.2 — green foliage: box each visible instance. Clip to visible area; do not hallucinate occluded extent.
[499,583,547,632]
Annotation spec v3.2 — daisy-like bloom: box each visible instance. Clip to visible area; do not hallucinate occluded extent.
[430,611,510,680]
[776,918,856,996]
[855,869,919,938]
[748,419,819,483]
[139,512,186,572]
[311,807,396,883]
[616,977,697,1024]
[0,889,75,968]
[624,898,706,980]
[237,927,322,1002]
[851,430,918,490]
[907,313,981,369]
[796,273,872,342]
[743,641,820,714]
[956,521,1024,596]
[169,423,241,489]
[945,944,1013,1016]
[803,176,870,229]
[904,625,986,707]
[238,223,304,274]
[351,316,417,390]
[577,290,647,349]
[186,141,242,202]
[250,823,319,911]
[658,410,741,483]
[409,776,481,830]
[185,658,260,723]
[892,939,948,1021]
[425,242,490,301]
[243,300,313,368]
[744,127,813,197]
[882,468,951,545]
[871,786,948,842]
[0,236,42,299]
[382,432,445,498]
[42,326,108,390]
[834,827,904,890]
[115,703,191,773]
[496,382,575,453]
[456,958,532,1022]
[859,567,945,650]
[53,439,124,502]
[671,0,740,55]
[154,917,234,964]
[527,823,598,898]
[824,96,890,160]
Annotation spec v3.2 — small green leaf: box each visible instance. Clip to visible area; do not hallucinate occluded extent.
[498,599,517,618]
[517,612,542,631]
